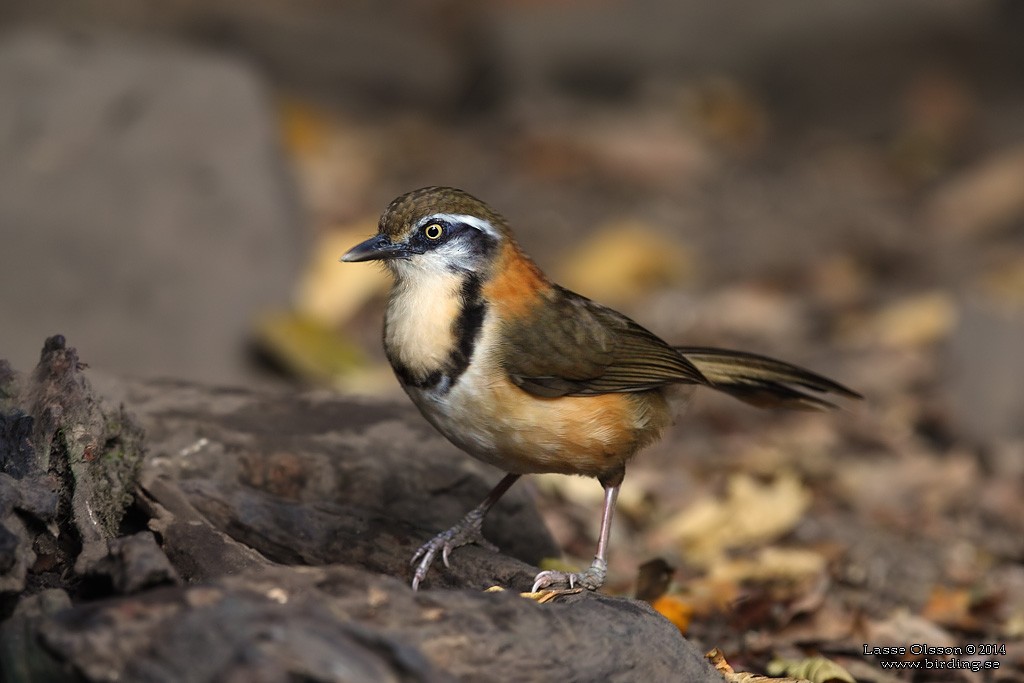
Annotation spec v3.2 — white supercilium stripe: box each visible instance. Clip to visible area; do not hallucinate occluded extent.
[418,214,502,240]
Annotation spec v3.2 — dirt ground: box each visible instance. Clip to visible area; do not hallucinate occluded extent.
[3,1,1024,680]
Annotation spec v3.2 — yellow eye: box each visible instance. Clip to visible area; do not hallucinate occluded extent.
[423,223,444,240]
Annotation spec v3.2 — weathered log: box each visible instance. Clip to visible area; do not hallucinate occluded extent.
[1,339,721,682]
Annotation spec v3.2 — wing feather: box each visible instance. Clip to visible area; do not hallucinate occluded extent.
[502,287,705,398]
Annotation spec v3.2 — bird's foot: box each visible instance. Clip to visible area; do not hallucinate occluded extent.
[531,557,607,593]
[411,507,497,590]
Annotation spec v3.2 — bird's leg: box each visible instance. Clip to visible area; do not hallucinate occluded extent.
[411,472,521,590]
[532,481,620,592]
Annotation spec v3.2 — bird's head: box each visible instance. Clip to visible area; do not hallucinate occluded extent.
[341,187,511,280]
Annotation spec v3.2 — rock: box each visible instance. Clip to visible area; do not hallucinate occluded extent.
[0,29,303,385]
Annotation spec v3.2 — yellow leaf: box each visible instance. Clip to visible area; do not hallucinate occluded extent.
[295,223,391,326]
[253,310,365,384]
[1003,610,1024,639]
[521,589,580,603]
[534,471,650,520]
[659,472,811,565]
[710,547,826,585]
[557,220,695,308]
[766,656,856,683]
[869,291,959,349]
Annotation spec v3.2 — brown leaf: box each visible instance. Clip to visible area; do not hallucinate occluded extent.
[635,557,676,603]
[707,648,795,683]
[865,609,958,651]
[518,113,713,185]
[921,584,987,631]
[926,144,1024,238]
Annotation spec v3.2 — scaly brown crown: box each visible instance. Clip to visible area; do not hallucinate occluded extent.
[378,187,512,242]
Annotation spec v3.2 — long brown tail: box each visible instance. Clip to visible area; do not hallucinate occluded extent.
[675,347,862,410]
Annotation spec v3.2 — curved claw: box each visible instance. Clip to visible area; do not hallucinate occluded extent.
[409,513,498,590]
[531,558,608,593]
[441,543,453,568]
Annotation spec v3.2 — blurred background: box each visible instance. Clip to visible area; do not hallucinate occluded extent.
[2,0,1024,674]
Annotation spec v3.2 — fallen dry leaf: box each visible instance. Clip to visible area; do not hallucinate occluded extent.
[556,220,695,309]
[707,648,797,683]
[635,557,675,603]
[850,290,959,349]
[658,471,811,565]
[679,576,743,617]
[709,547,827,588]
[695,285,809,343]
[835,451,979,523]
[925,143,1024,238]
[921,584,989,631]
[769,592,857,646]
[865,608,959,651]
[252,310,366,383]
[295,223,391,326]
[518,112,713,186]
[651,594,694,633]
[519,588,582,604]
[766,655,856,683]
[1003,611,1024,639]
[534,471,651,522]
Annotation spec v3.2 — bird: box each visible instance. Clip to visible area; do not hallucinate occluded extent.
[341,186,861,592]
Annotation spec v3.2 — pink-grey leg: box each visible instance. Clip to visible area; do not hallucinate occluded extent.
[531,482,619,592]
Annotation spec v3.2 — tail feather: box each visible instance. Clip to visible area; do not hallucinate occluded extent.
[675,346,862,411]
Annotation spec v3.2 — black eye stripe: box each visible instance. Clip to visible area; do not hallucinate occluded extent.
[407,219,497,260]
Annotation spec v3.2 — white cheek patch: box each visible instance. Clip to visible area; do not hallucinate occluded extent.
[401,244,474,277]
[417,213,503,240]
[436,238,477,263]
